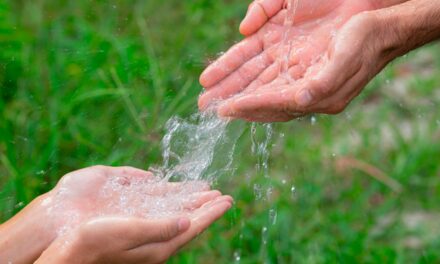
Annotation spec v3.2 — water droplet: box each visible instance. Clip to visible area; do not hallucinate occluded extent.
[261,226,268,245]
[36,170,46,175]
[233,251,241,262]
[266,186,273,200]
[254,184,263,200]
[311,116,317,125]
[269,208,277,225]
[291,185,296,199]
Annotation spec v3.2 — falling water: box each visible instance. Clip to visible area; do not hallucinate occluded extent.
[280,0,300,80]
[45,0,301,248]
[151,111,234,182]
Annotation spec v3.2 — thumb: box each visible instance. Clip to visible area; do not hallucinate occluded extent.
[240,0,285,36]
[83,217,191,249]
[138,217,191,244]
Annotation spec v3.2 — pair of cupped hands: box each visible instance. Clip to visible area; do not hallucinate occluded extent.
[2,1,406,263]
[1,166,232,264]
[199,0,401,121]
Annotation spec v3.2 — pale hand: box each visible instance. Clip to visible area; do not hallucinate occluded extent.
[0,166,232,264]
[35,166,232,264]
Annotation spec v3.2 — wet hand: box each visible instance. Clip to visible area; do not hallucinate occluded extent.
[35,195,232,264]
[0,166,231,264]
[198,0,379,121]
[44,165,225,230]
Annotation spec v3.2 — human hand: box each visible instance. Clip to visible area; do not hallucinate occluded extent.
[44,166,224,232]
[0,166,231,264]
[198,0,392,121]
[36,196,232,264]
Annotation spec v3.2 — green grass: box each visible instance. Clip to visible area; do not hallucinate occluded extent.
[1,0,440,263]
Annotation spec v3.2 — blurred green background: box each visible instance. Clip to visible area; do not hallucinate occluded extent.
[1,0,440,263]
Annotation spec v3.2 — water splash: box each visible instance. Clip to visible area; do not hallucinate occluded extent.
[151,111,233,182]
[46,111,246,234]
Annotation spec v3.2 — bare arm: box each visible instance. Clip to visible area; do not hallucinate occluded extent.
[199,0,440,122]
[377,0,440,58]
[0,195,55,264]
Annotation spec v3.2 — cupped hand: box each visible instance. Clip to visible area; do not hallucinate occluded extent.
[43,166,225,233]
[36,196,232,264]
[220,11,397,122]
[198,0,381,121]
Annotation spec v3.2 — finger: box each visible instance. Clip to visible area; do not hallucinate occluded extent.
[126,196,233,263]
[244,62,281,92]
[167,196,233,251]
[294,15,369,108]
[309,67,369,115]
[169,181,211,193]
[198,51,275,110]
[109,166,154,179]
[182,190,222,210]
[294,54,359,108]
[218,85,299,119]
[146,180,211,196]
[79,216,190,251]
[240,0,285,36]
[200,36,263,89]
[125,217,190,247]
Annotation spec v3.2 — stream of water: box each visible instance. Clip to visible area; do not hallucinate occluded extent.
[48,2,300,260]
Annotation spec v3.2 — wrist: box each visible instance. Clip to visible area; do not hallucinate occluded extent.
[373,0,440,59]
[36,228,96,264]
[0,194,57,264]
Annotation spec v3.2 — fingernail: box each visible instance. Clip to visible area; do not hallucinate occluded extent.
[177,218,190,232]
[296,89,312,106]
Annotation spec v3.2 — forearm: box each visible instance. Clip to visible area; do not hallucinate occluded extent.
[375,0,440,58]
[0,194,55,264]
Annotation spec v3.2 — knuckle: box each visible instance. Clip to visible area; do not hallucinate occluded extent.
[237,65,254,83]
[160,224,176,241]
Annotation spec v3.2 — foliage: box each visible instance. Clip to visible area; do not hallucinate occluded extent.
[1,0,439,262]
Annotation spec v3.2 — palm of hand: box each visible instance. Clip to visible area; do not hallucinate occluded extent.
[45,166,216,233]
[199,0,375,121]
[36,166,233,264]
